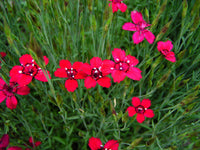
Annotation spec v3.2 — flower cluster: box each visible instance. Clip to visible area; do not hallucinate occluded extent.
[0,134,41,150]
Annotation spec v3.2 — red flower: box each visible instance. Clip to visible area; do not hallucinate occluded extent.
[25,137,41,150]
[0,78,30,109]
[126,97,154,123]
[157,41,176,63]
[101,48,142,83]
[122,10,155,44]
[0,134,9,149]
[0,52,6,69]
[82,57,112,89]
[0,134,22,150]
[9,54,51,86]
[109,0,127,13]
[54,60,87,92]
[88,137,119,150]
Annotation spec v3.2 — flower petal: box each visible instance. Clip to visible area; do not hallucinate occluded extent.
[43,56,49,65]
[144,30,155,44]
[97,76,111,88]
[59,60,71,69]
[112,48,126,62]
[19,54,34,65]
[157,41,165,51]
[0,52,6,58]
[136,113,145,123]
[65,79,78,92]
[54,68,68,78]
[131,97,141,107]
[6,96,18,110]
[15,86,30,95]
[34,70,51,82]
[0,77,6,89]
[141,99,151,108]
[132,31,144,44]
[126,106,136,117]
[72,61,83,71]
[125,55,139,67]
[126,67,142,81]
[111,70,126,83]
[7,147,23,150]
[0,134,9,148]
[119,3,127,12]
[84,76,96,89]
[0,91,6,103]
[122,22,137,31]
[111,3,118,13]
[131,10,145,24]
[104,140,119,150]
[90,57,102,68]
[165,41,173,51]
[88,137,102,150]
[101,60,115,75]
[82,63,92,75]
[18,74,33,86]
[165,52,176,63]
[9,66,23,81]
[144,109,154,118]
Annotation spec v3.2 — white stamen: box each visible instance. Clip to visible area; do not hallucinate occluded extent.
[32,64,34,66]
[68,71,70,74]
[38,68,41,70]
[93,67,96,69]
[110,67,114,70]
[99,75,102,78]
[19,71,22,73]
[72,75,74,78]
[71,71,73,73]
[120,67,123,70]
[32,60,34,62]
[27,64,30,67]
[71,68,73,70]
[65,68,68,70]
[30,73,33,76]
[116,58,119,61]
[94,70,98,73]
[127,60,130,63]
[145,108,147,110]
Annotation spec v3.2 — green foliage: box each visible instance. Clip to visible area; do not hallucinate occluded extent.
[0,0,199,149]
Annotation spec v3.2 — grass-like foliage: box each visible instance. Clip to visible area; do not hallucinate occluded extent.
[0,0,200,149]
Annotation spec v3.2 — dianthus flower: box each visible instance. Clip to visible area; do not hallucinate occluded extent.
[126,97,154,123]
[109,0,127,13]
[122,10,155,44]
[9,54,51,86]
[101,48,142,83]
[0,78,30,109]
[54,60,87,92]
[0,52,6,69]
[0,134,22,150]
[157,40,176,62]
[82,57,112,89]
[88,137,119,150]
[25,137,41,150]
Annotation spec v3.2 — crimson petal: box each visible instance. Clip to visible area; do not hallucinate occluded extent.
[88,137,102,150]
[6,96,18,110]
[111,70,126,83]
[131,97,141,107]
[65,79,78,92]
[126,106,136,117]
[136,113,145,123]
[104,140,119,150]
[84,76,96,89]
[19,54,34,65]
[97,77,111,88]
[144,109,154,118]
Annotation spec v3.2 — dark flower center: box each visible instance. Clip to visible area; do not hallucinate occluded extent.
[113,0,122,2]
[161,49,169,56]
[22,63,38,76]
[3,84,14,97]
[115,62,129,72]
[135,105,145,114]
[66,68,77,79]
[91,68,102,80]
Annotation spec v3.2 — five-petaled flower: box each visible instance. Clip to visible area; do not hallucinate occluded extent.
[88,137,119,150]
[82,57,112,89]
[0,134,22,150]
[0,52,6,69]
[126,97,154,123]
[25,137,42,150]
[54,60,87,92]
[157,40,176,63]
[0,78,30,109]
[101,48,142,83]
[122,10,155,44]
[109,0,127,13]
[9,54,51,86]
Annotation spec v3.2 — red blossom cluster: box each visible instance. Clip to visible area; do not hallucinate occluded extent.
[0,1,178,149]
[0,134,41,150]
